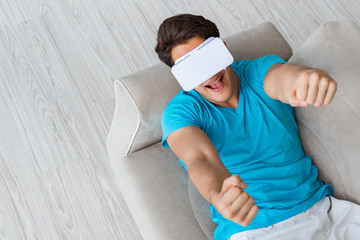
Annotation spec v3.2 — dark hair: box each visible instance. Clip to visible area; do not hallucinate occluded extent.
[155,14,220,67]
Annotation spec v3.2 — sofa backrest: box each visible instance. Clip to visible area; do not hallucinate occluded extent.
[106,21,293,164]
[289,20,360,205]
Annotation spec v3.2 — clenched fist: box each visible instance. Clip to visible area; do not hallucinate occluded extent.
[214,175,258,226]
[288,68,337,107]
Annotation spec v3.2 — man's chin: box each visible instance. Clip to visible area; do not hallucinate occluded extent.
[195,87,232,104]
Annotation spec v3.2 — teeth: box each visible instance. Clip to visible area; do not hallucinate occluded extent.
[211,75,222,85]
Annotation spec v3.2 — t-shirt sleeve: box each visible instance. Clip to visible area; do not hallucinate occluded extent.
[161,97,202,149]
[236,55,286,94]
[254,55,286,84]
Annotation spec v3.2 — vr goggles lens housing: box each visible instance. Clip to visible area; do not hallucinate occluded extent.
[171,37,234,91]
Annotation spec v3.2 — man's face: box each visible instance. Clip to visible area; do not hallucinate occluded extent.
[171,36,239,108]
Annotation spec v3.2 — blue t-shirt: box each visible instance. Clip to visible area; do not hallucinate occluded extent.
[161,55,334,240]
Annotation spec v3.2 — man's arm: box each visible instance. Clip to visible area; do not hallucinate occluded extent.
[263,63,337,107]
[167,125,259,226]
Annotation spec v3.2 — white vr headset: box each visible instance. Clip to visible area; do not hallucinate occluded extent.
[171,37,234,92]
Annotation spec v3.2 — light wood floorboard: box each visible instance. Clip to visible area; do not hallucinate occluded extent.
[0,0,359,239]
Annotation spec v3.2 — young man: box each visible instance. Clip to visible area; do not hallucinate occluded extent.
[155,14,360,240]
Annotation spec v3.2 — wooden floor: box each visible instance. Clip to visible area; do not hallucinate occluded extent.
[0,0,359,239]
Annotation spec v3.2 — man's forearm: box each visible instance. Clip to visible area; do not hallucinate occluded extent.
[187,158,257,226]
[187,158,231,205]
[264,63,337,107]
[264,63,308,103]
[167,126,258,226]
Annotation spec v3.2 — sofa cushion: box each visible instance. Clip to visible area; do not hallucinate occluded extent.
[289,20,360,204]
[116,143,209,240]
[106,21,293,164]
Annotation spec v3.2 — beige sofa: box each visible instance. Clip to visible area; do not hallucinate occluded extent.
[106,20,360,240]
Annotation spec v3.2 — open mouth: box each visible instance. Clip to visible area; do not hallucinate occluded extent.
[205,73,225,92]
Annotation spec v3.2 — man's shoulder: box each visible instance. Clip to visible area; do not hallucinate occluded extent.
[161,90,206,146]
[231,55,285,70]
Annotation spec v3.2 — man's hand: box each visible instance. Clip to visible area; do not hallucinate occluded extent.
[287,68,337,107]
[264,63,337,107]
[213,175,258,227]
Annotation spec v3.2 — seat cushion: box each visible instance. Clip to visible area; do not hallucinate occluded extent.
[115,143,211,240]
[289,20,360,204]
